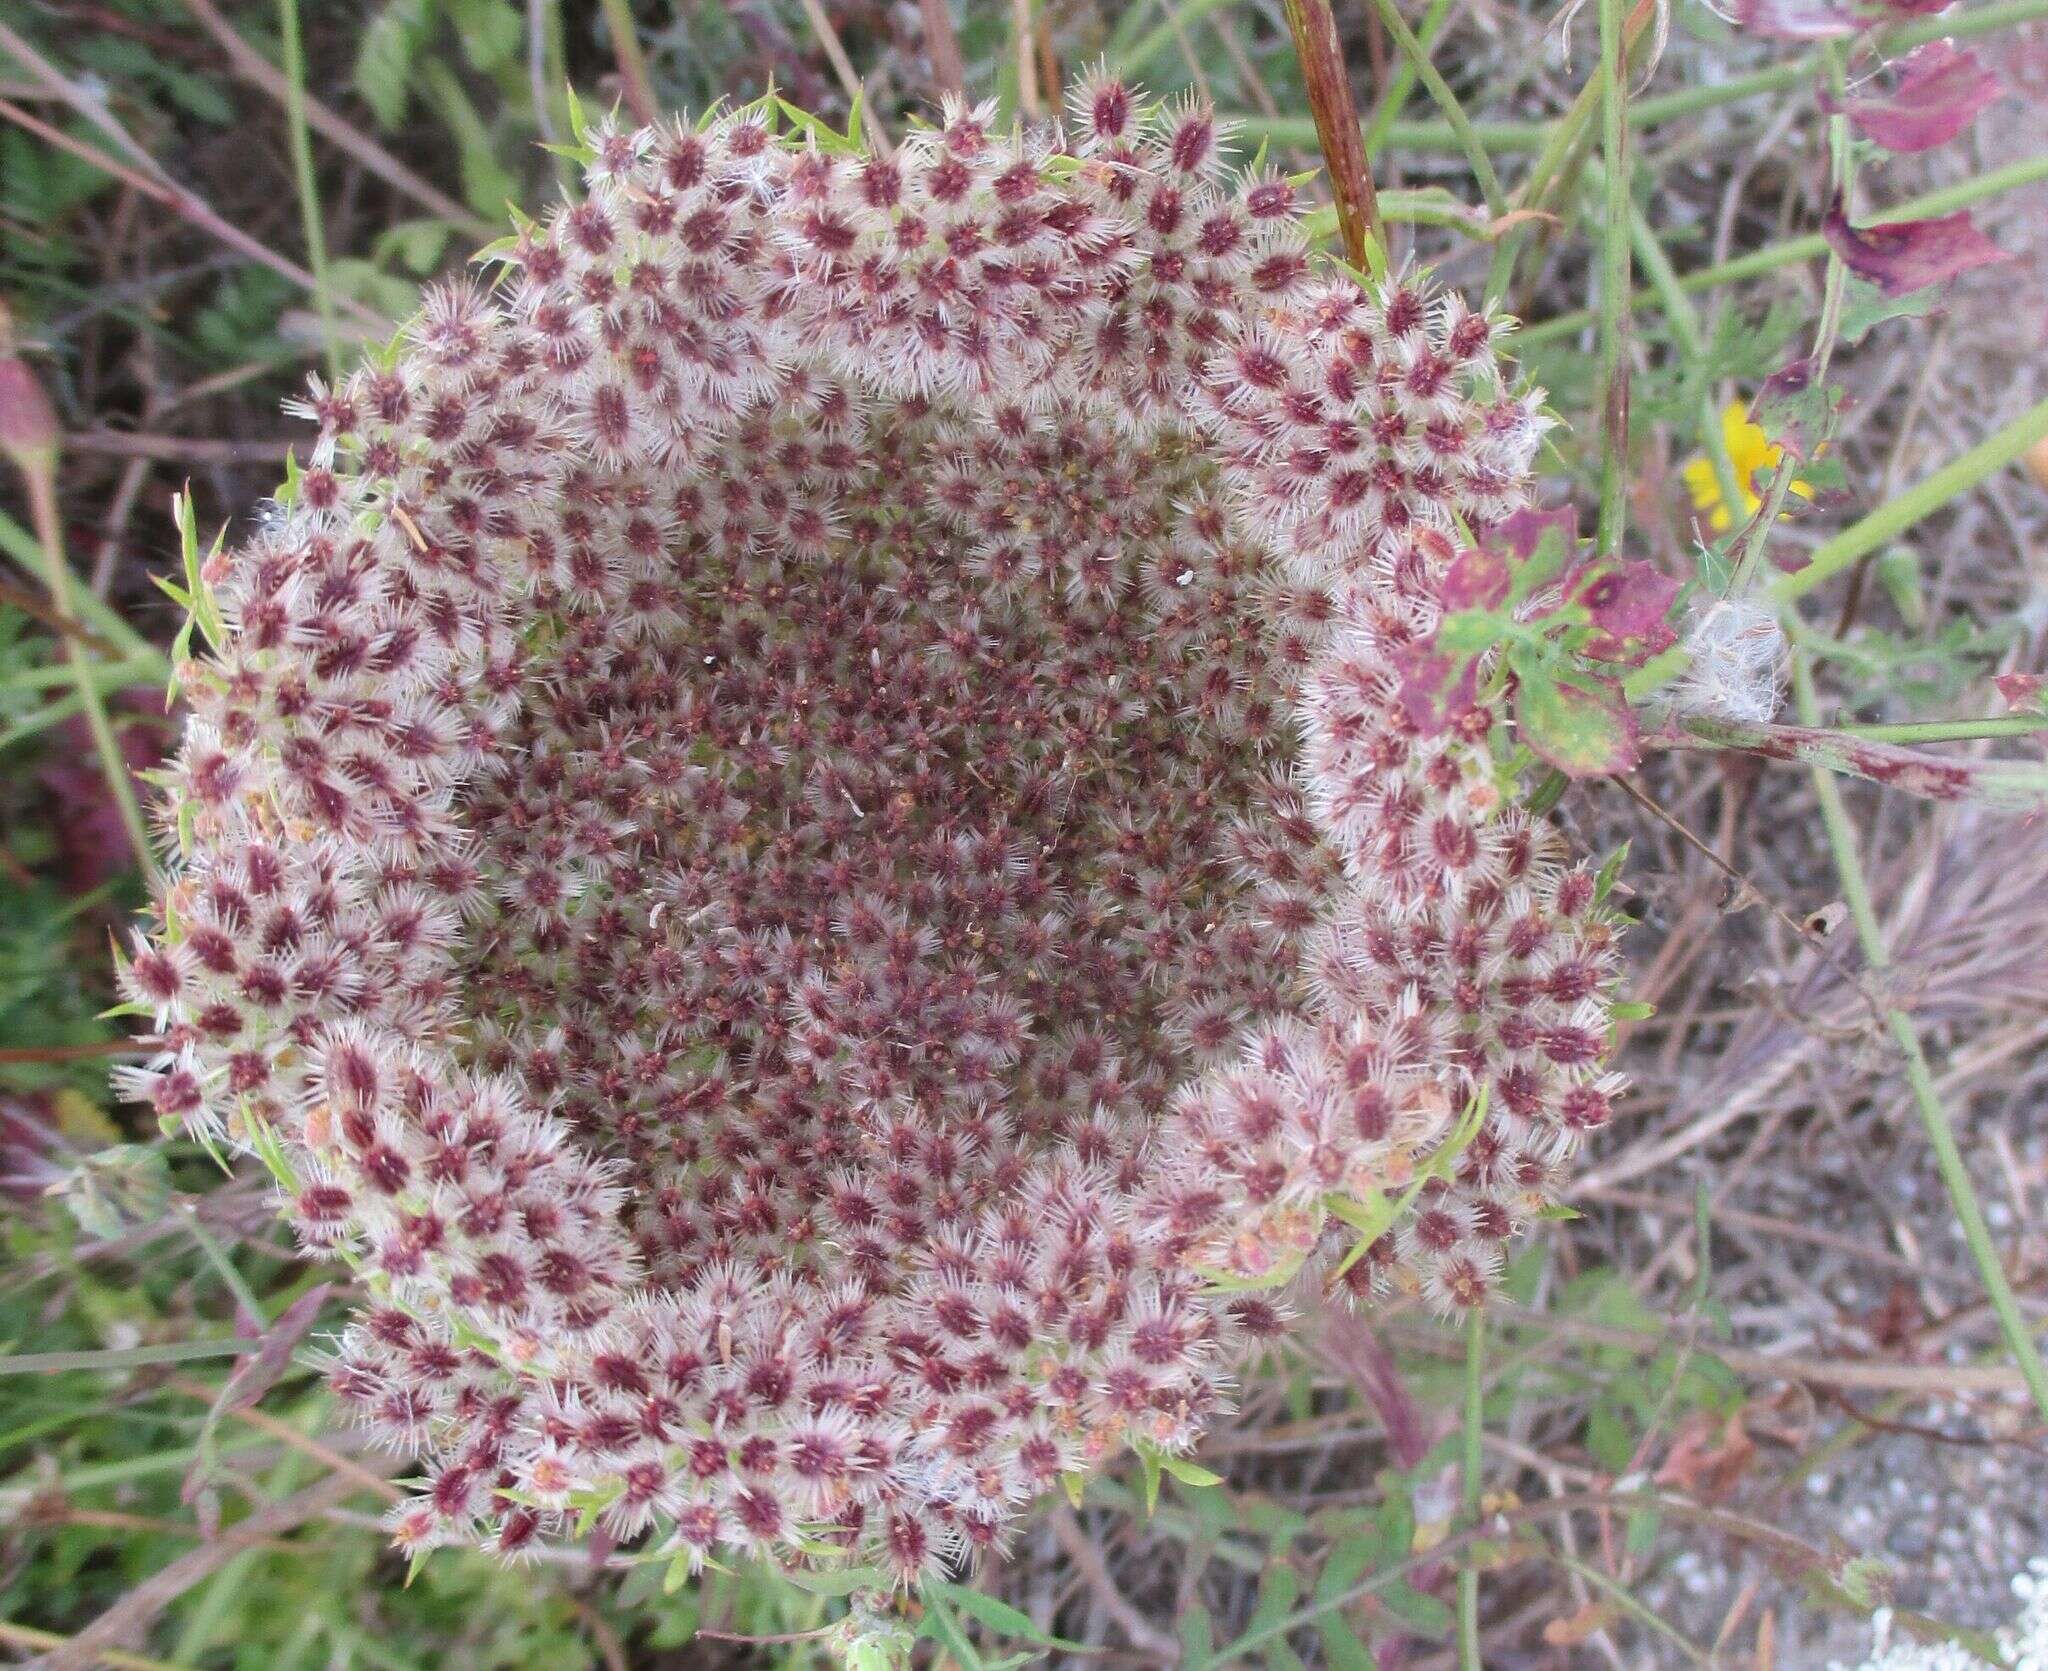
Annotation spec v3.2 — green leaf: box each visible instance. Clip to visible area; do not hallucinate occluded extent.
[448,0,521,71]
[1433,609,1512,659]
[928,1582,1090,1651]
[1513,664,1640,778]
[1158,1454,1224,1489]
[1621,643,1690,703]
[916,1591,986,1670]
[419,60,519,218]
[354,0,436,131]
[372,218,454,276]
[1137,1441,1163,1514]
[1195,1241,1313,1293]
[1837,275,1943,346]
[779,1562,890,1596]
[1380,1578,1451,1638]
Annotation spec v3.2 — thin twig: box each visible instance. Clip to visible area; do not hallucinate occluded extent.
[38,1469,379,1670]
[0,1621,187,1671]
[1786,651,2048,1424]
[919,0,966,98]
[1010,0,1042,120]
[0,88,379,326]
[798,0,892,156]
[178,0,490,235]
[69,428,297,464]
[596,0,659,127]
[0,573,122,659]
[1048,1504,1179,1660]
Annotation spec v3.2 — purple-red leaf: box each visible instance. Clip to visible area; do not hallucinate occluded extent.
[1488,504,1581,567]
[1394,642,1483,735]
[220,1283,332,1414]
[1571,562,1682,667]
[1817,42,2000,153]
[1749,356,1846,465]
[1437,545,1512,613]
[1822,202,2007,298]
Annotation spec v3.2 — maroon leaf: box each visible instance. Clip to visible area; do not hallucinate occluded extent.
[1750,356,1845,464]
[220,1283,332,1414]
[1822,201,2008,298]
[1437,544,1512,613]
[1320,1309,1433,1469]
[1394,642,1483,735]
[1571,561,1682,667]
[1817,42,2000,153]
[1488,504,1580,562]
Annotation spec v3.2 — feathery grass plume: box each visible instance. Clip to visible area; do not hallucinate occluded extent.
[119,81,1624,1594]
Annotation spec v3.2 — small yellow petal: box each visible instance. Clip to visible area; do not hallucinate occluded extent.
[1680,455,1721,512]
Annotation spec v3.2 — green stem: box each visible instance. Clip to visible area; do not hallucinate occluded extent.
[1362,0,1454,156]
[1788,651,2048,1425]
[1726,42,1853,597]
[0,1338,251,1376]
[1619,175,1745,520]
[17,466,152,873]
[0,507,168,676]
[1363,0,1505,213]
[1770,395,2048,604]
[1550,1553,1710,1664]
[1458,1307,1485,1670]
[1518,152,2048,349]
[184,1208,269,1327]
[1832,715,2048,744]
[1593,0,1631,557]
[275,0,338,382]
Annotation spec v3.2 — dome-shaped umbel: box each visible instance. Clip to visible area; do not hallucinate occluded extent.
[118,80,1623,1589]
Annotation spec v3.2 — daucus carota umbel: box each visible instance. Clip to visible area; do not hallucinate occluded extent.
[119,82,1624,1587]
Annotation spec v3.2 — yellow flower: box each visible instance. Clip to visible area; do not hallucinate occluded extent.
[1683,400,1813,533]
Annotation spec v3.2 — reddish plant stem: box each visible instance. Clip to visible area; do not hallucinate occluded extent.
[1282,0,1385,273]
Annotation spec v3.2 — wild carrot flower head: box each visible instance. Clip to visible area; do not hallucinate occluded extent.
[120,82,1623,1587]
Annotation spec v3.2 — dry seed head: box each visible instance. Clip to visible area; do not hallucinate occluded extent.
[123,85,1623,1585]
